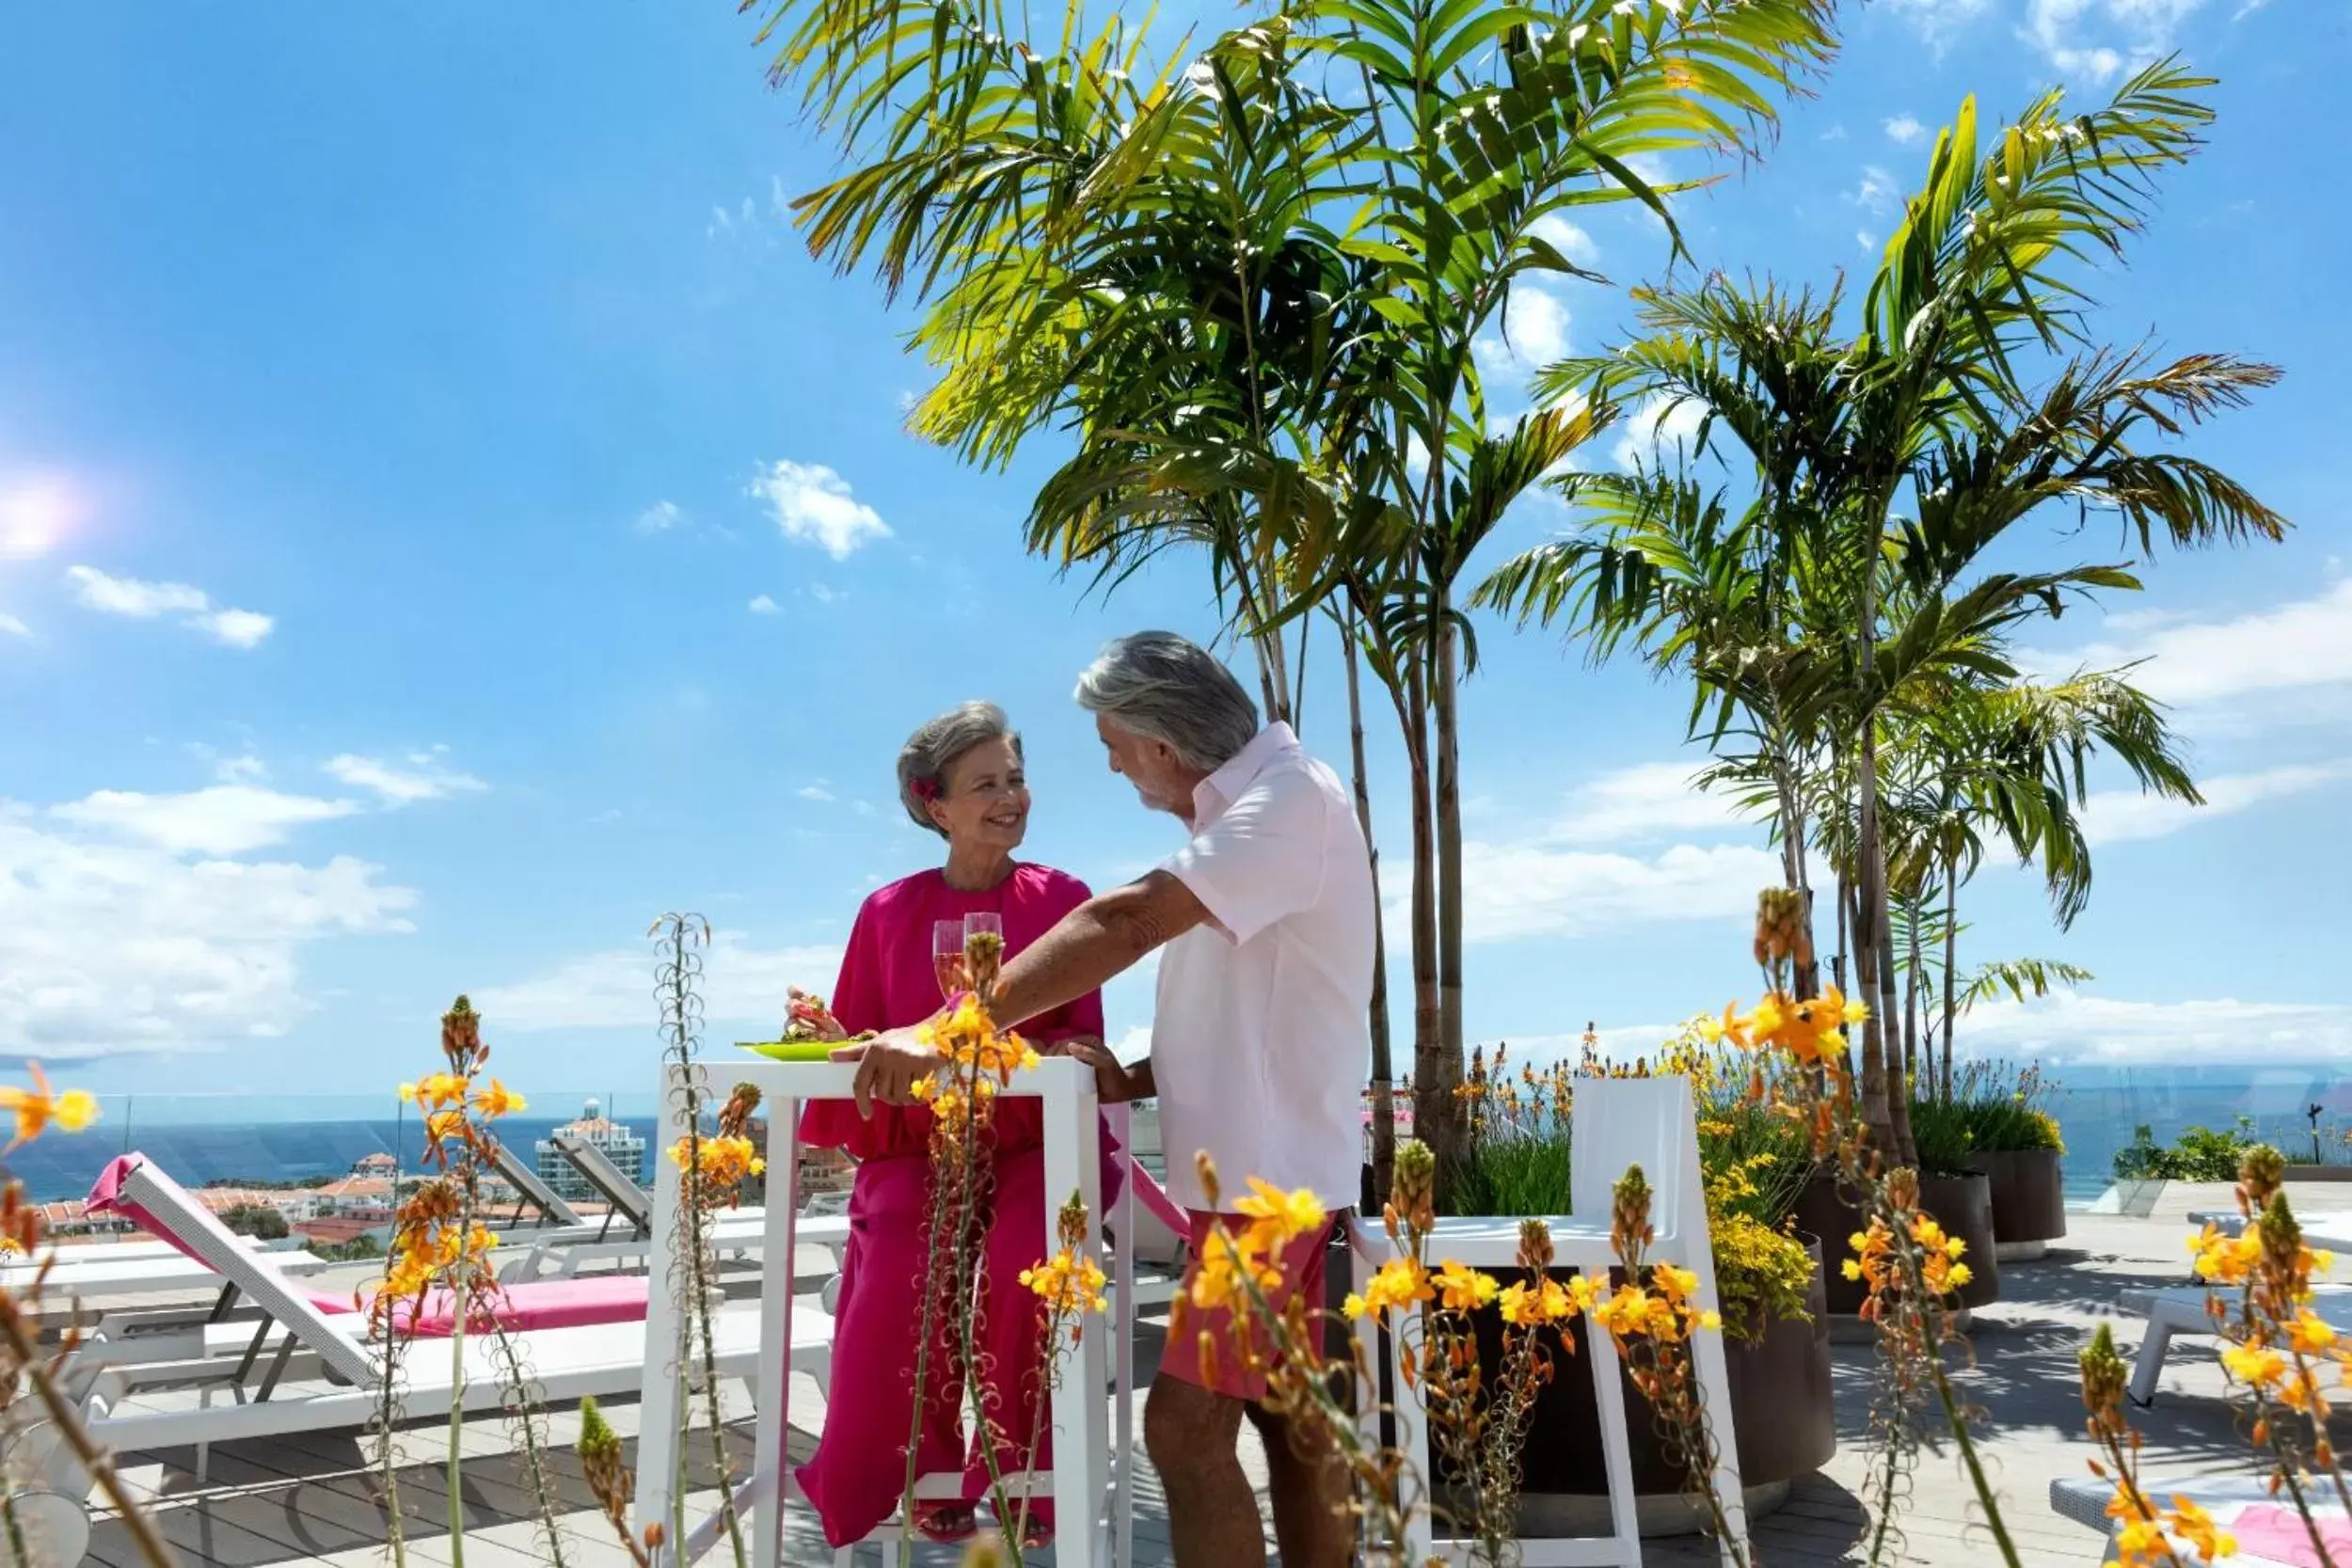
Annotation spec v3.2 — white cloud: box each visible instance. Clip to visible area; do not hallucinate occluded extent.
[51,785,361,856]
[2022,0,2203,79]
[1856,230,1880,253]
[1960,992,2352,1065]
[2082,762,2352,846]
[1530,215,1599,266]
[1474,283,1573,392]
[1444,840,1784,944]
[198,609,274,648]
[0,611,26,639]
[748,594,780,615]
[1884,0,1990,44]
[0,799,413,1057]
[1883,115,1927,143]
[1612,395,1708,472]
[634,500,686,533]
[748,461,892,560]
[1849,165,1900,215]
[212,754,269,784]
[1820,123,1850,142]
[324,751,488,806]
[1551,761,1754,846]
[64,565,273,648]
[2034,580,2352,710]
[476,931,848,1030]
[797,783,836,803]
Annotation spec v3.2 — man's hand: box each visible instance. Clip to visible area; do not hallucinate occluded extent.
[1063,1037,1155,1105]
[828,1027,937,1117]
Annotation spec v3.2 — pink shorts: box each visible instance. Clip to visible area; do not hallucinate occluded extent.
[1164,1208,1336,1402]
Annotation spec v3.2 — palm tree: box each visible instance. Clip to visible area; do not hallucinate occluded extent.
[1482,64,2286,1160]
[751,0,1838,1176]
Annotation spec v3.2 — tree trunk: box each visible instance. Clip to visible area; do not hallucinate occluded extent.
[1902,903,1921,1090]
[1344,613,1397,1202]
[1941,863,1959,1104]
[1877,895,1917,1166]
[1405,664,1450,1177]
[1852,550,1899,1158]
[1434,602,1467,1175]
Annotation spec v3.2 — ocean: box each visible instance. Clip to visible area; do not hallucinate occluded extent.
[4,1063,2344,1206]
[0,1114,662,1204]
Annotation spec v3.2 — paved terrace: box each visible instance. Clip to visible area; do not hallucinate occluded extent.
[57,1181,2344,1568]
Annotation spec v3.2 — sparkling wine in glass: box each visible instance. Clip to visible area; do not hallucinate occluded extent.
[962,911,1006,995]
[933,919,970,1000]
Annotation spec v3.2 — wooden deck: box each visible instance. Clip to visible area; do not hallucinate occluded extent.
[61,1185,2345,1566]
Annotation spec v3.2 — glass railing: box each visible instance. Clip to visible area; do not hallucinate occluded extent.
[8,1065,2344,1217]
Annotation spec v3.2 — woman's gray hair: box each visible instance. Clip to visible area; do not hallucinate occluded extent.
[1073,632,1261,772]
[898,702,1023,835]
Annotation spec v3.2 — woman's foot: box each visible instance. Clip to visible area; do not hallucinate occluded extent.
[912,1502,977,1543]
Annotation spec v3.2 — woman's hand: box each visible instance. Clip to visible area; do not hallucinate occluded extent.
[1062,1037,1154,1105]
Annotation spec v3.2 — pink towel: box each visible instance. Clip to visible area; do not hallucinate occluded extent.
[315,1275,651,1337]
[2230,1503,2352,1568]
[85,1154,210,1267]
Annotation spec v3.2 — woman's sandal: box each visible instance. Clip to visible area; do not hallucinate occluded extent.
[912,1503,977,1543]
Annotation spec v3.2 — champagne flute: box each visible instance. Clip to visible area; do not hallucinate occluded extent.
[933,919,970,1000]
[963,911,1006,996]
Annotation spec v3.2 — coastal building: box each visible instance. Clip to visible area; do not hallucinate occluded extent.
[536,1097,647,1202]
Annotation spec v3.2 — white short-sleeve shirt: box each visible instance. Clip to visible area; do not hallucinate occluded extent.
[1150,722,1375,1212]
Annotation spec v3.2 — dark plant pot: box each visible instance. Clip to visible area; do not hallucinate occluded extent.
[1795,1170,2000,1313]
[1438,1236,1836,1498]
[1965,1148,2066,1244]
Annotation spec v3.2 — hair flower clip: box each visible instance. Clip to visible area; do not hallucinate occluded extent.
[911,777,942,803]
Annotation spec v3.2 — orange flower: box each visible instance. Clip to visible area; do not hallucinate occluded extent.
[0,1062,100,1151]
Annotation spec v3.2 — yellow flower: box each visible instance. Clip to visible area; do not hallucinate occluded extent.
[424,1109,468,1146]
[2286,1308,2338,1354]
[1233,1179,1327,1248]
[0,1063,101,1151]
[2221,1342,2286,1388]
[401,1072,469,1109]
[470,1079,526,1117]
[1344,1257,1433,1321]
[1432,1260,1500,1312]
[2169,1497,2236,1564]
[2114,1518,2170,1568]
[1499,1276,1578,1326]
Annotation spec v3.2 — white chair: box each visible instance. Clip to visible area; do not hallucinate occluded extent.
[637,1057,1128,1568]
[2121,1282,2352,1405]
[1352,1074,1746,1568]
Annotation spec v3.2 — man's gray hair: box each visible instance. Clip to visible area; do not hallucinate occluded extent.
[1074,632,1261,772]
[898,701,1023,836]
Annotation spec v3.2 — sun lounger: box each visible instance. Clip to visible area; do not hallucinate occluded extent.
[552,1129,770,1237]
[3,1243,330,1304]
[2053,1473,2352,1562]
[2121,1282,2352,1404]
[8,1151,829,1535]
[486,1137,586,1227]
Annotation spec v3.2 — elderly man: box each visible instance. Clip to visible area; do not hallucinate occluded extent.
[836,630,1374,1568]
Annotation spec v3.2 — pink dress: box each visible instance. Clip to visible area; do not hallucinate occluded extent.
[793,863,1117,1547]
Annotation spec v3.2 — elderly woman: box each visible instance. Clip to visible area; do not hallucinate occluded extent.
[792,701,1114,1550]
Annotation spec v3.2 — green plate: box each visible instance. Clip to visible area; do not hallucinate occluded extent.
[737,1039,838,1062]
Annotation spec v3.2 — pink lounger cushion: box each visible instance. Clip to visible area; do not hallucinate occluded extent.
[87,1152,653,1339]
[313,1275,651,1338]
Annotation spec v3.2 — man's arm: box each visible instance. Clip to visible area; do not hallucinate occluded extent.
[833,870,1207,1116]
[989,870,1209,1032]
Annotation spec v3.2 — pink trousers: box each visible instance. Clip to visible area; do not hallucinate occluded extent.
[794,1146,1060,1548]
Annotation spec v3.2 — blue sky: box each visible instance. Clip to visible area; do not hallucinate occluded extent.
[1,0,2344,1112]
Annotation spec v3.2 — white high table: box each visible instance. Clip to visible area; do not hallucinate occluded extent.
[633,1055,1115,1567]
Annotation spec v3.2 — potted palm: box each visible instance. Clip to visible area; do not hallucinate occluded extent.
[1439,1034,1834,1531]
[1945,1061,2067,1259]
[1796,1089,2001,1317]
